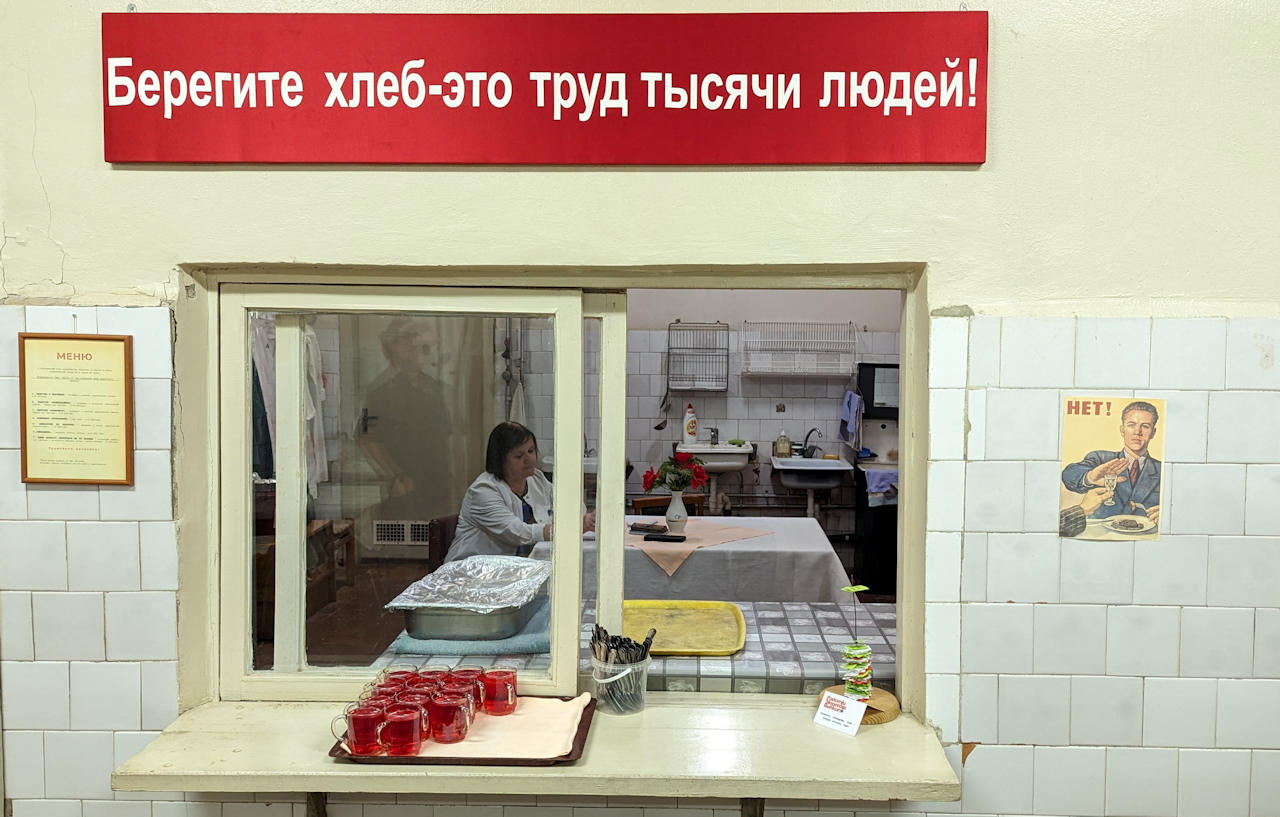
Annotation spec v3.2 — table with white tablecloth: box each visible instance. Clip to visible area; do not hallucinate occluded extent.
[530,515,850,603]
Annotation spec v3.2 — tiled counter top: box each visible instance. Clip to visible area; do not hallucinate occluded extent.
[579,600,897,695]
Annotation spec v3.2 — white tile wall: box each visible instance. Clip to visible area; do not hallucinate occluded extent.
[1060,539,1134,604]
[70,661,141,730]
[962,461,1022,532]
[927,389,964,461]
[1216,679,1280,749]
[1245,464,1280,534]
[105,592,177,660]
[999,317,1074,388]
[43,730,116,799]
[3,729,46,798]
[27,484,100,522]
[1032,745,1105,816]
[1258,608,1280,679]
[1207,536,1280,607]
[1107,605,1180,676]
[0,661,70,729]
[1207,391,1280,463]
[1143,677,1217,748]
[927,318,967,389]
[982,388,1060,460]
[960,604,1032,674]
[0,521,67,590]
[958,744,1032,814]
[1,590,35,660]
[958,673,997,743]
[0,306,25,376]
[67,522,140,591]
[32,593,105,660]
[0,447,27,518]
[1160,390,1209,463]
[1132,535,1208,605]
[1252,749,1280,817]
[1033,604,1107,676]
[1177,748,1252,817]
[923,532,960,603]
[1225,317,1280,390]
[1150,319,1227,391]
[1071,675,1143,746]
[997,674,1069,744]
[966,316,1000,388]
[1075,317,1151,389]
[1105,747,1179,817]
[985,533,1058,603]
[1180,607,1254,679]
[1168,463,1246,534]
[0,378,19,449]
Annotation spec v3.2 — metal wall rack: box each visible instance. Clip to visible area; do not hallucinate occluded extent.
[741,321,857,376]
[666,320,729,391]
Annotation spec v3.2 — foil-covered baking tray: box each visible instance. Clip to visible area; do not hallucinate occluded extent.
[385,555,551,641]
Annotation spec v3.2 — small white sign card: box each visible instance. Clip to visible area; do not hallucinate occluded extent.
[813,690,868,736]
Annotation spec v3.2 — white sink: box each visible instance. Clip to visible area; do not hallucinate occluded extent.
[770,456,853,471]
[676,442,752,474]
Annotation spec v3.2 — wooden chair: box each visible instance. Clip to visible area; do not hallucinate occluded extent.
[427,514,459,572]
[631,493,707,516]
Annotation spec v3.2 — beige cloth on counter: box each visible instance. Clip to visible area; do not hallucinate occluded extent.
[625,517,770,576]
[378,693,590,760]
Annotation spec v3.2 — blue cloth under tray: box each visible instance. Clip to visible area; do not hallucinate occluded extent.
[389,596,551,656]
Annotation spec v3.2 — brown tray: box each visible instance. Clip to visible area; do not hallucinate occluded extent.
[328,696,595,766]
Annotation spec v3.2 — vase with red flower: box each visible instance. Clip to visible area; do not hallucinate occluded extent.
[640,451,707,535]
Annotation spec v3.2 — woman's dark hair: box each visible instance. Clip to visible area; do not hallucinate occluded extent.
[486,421,537,479]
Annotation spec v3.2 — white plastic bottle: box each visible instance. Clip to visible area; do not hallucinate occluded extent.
[683,404,698,443]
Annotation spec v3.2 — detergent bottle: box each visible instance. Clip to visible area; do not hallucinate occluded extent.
[683,404,698,443]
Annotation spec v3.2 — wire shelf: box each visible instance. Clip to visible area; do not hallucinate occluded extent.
[741,321,857,376]
[666,320,729,391]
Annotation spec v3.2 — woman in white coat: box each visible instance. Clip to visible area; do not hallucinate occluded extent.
[446,422,595,561]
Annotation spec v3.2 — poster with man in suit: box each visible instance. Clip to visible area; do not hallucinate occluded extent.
[1059,396,1166,541]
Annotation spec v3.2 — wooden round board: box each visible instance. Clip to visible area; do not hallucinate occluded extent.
[821,685,900,724]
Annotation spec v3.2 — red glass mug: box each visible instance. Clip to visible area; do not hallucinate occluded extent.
[331,705,383,756]
[377,708,423,756]
[394,691,435,740]
[427,693,470,744]
[449,665,486,707]
[482,666,518,716]
[438,680,477,724]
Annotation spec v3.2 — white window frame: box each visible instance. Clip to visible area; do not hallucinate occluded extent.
[176,267,925,720]
[216,283,590,701]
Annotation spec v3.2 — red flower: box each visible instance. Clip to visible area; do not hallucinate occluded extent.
[673,451,694,466]
[642,467,657,492]
[690,464,708,490]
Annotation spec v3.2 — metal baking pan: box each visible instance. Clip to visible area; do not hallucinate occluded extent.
[403,597,538,640]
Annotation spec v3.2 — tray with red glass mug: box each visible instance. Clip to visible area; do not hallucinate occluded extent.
[329,664,596,766]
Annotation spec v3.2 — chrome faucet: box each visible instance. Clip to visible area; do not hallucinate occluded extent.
[708,427,719,445]
[802,427,823,458]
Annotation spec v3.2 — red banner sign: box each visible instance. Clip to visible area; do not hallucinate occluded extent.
[101,12,988,165]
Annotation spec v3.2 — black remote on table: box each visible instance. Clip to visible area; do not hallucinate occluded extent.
[643,533,687,542]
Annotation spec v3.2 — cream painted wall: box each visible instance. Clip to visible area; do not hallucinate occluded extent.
[626,289,902,330]
[2,1,1278,313]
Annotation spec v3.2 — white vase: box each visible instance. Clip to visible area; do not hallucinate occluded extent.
[665,490,688,535]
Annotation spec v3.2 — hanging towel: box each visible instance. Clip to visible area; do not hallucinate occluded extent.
[840,390,864,441]
[508,377,528,425]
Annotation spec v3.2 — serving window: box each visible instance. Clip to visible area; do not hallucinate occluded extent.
[218,285,594,700]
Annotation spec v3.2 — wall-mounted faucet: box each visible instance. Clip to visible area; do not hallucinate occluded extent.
[707,427,719,445]
[802,427,823,458]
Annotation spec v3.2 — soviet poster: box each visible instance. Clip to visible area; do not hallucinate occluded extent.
[1059,396,1166,541]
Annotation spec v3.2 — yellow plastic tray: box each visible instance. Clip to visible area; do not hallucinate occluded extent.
[621,600,746,656]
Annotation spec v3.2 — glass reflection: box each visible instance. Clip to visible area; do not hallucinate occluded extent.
[249,311,555,675]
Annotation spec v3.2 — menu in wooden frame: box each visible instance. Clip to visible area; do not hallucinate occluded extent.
[19,333,135,485]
